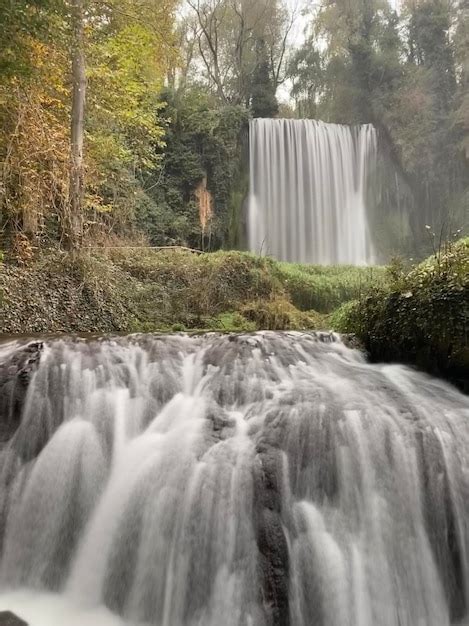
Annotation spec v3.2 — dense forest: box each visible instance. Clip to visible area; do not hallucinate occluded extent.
[1,0,468,256]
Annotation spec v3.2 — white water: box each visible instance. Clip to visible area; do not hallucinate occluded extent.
[0,333,469,626]
[0,590,124,626]
[248,118,377,265]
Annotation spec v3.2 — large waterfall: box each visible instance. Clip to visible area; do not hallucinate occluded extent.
[1,333,469,626]
[248,119,377,265]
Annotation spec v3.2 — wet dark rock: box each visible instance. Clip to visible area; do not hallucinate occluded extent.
[206,404,236,443]
[254,445,290,626]
[340,333,364,351]
[314,331,336,343]
[417,428,467,621]
[0,342,43,444]
[0,612,28,626]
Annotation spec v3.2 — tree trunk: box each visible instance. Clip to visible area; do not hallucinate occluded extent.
[66,0,86,250]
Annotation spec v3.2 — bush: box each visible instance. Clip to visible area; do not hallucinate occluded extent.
[0,249,332,333]
[336,238,469,389]
[0,252,143,333]
[111,249,282,327]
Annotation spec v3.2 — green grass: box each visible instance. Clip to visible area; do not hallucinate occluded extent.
[1,247,388,334]
[274,262,387,313]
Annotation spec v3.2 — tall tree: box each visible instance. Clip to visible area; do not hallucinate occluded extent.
[454,0,469,158]
[401,0,462,225]
[288,43,323,119]
[186,0,293,105]
[67,0,86,249]
[250,39,279,117]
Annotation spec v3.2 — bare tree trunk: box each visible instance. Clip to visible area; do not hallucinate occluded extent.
[66,0,86,251]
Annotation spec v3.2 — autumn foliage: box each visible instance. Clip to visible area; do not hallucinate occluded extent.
[0,0,178,249]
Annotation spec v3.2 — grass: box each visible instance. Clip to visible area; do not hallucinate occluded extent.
[108,248,386,330]
[274,262,387,313]
[0,247,387,334]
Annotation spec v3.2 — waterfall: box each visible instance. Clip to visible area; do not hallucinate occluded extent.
[248,118,377,265]
[1,333,469,626]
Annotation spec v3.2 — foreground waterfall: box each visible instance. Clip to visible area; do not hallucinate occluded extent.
[1,333,469,626]
[248,119,377,265]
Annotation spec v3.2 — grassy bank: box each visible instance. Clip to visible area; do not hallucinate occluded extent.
[334,238,469,390]
[0,249,385,335]
[1,244,467,390]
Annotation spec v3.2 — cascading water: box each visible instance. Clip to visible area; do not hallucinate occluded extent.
[248,118,377,265]
[0,333,469,626]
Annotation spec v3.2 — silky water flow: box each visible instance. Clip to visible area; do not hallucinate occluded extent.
[248,119,377,265]
[0,333,468,626]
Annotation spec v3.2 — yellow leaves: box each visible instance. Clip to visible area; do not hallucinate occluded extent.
[1,0,180,234]
[0,16,70,233]
[28,39,48,67]
[0,83,69,234]
[89,22,166,114]
[87,131,133,168]
[86,12,176,176]
[85,193,113,213]
[91,0,179,72]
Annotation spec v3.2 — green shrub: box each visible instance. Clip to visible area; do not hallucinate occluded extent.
[336,238,469,389]
[109,249,283,327]
[329,300,360,333]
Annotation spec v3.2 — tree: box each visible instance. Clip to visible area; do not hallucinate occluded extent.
[0,0,179,250]
[0,1,69,246]
[453,0,469,158]
[186,0,293,106]
[0,0,53,78]
[67,0,86,249]
[400,0,463,228]
[139,87,249,249]
[250,39,278,117]
[288,43,323,119]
